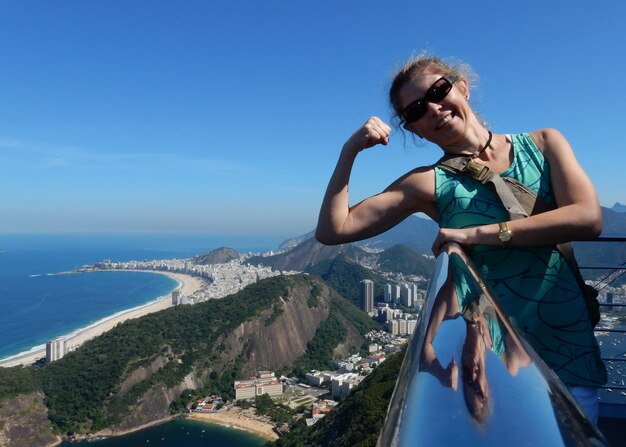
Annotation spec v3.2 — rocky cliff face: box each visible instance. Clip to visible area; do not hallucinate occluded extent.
[221,278,333,377]
[108,347,204,432]
[112,275,366,434]
[0,392,59,447]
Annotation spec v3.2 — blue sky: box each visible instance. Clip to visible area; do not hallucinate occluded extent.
[1,1,624,238]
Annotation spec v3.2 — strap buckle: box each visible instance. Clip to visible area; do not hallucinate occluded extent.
[463,160,491,182]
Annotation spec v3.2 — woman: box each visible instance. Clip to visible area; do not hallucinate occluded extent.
[315,55,606,422]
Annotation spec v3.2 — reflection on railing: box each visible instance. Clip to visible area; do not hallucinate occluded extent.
[378,242,607,446]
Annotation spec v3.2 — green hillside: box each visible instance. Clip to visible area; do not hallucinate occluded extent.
[377,244,435,277]
[306,253,387,306]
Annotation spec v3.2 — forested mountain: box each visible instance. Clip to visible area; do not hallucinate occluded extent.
[306,253,388,306]
[278,207,624,283]
[192,247,239,264]
[253,235,435,283]
[377,244,434,277]
[247,237,371,272]
[278,215,439,255]
[0,275,381,444]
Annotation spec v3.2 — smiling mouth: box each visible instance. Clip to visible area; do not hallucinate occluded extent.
[436,112,454,130]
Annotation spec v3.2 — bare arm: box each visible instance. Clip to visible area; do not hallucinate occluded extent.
[315,116,436,245]
[432,129,601,254]
[420,276,460,390]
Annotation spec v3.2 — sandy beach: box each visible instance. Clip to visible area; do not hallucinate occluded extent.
[0,270,205,368]
[187,408,279,441]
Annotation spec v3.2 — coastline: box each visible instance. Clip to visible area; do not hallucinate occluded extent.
[187,408,279,441]
[0,270,205,368]
[86,415,176,439]
[53,411,276,445]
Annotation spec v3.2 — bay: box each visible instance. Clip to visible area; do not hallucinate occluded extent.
[60,418,267,447]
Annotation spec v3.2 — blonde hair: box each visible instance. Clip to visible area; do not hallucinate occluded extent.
[389,54,478,128]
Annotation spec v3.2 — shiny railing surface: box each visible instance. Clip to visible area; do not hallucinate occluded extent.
[378,242,608,447]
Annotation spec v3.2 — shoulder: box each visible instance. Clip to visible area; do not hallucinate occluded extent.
[392,165,435,185]
[527,128,582,176]
[527,128,569,154]
[387,166,437,213]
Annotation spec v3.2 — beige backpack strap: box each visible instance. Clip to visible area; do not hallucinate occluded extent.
[437,156,533,220]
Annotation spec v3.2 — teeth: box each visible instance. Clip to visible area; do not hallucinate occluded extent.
[437,114,452,129]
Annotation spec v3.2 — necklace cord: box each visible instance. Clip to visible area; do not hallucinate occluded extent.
[471,131,493,158]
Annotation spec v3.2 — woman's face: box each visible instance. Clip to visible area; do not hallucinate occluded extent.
[398,71,471,148]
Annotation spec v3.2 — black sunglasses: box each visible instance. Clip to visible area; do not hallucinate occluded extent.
[401,76,458,123]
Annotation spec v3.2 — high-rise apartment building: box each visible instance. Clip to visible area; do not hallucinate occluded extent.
[393,285,401,305]
[46,337,66,363]
[401,284,413,308]
[384,284,392,303]
[360,279,374,313]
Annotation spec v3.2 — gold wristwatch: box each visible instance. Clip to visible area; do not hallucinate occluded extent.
[498,222,512,246]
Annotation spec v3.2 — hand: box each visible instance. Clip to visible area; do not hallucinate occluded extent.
[344,116,391,154]
[431,227,477,257]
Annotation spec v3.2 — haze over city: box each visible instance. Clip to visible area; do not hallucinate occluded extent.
[1,1,624,237]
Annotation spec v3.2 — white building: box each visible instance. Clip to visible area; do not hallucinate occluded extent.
[398,319,408,335]
[305,371,325,387]
[331,373,363,397]
[401,284,413,308]
[234,371,283,400]
[46,337,66,363]
[387,316,418,336]
[407,319,417,335]
[389,319,399,336]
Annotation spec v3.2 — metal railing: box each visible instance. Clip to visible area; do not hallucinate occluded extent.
[378,242,608,446]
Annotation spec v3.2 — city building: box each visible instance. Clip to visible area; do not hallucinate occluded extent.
[401,284,413,308]
[384,284,393,303]
[46,337,66,363]
[331,373,363,397]
[392,285,401,305]
[386,315,418,336]
[360,279,374,313]
[305,370,337,387]
[234,371,283,400]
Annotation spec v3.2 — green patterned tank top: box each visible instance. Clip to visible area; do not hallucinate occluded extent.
[434,133,606,387]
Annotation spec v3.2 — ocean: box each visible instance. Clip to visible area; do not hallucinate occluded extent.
[0,233,283,360]
[60,418,267,447]
[0,233,283,445]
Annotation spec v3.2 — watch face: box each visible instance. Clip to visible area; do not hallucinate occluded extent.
[500,230,512,242]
